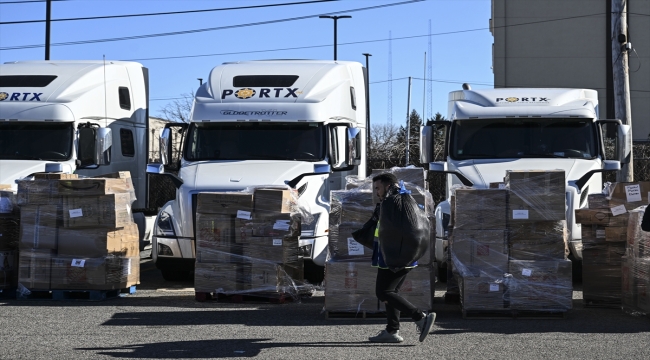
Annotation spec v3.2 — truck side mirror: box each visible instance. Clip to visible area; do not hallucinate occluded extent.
[94,127,112,165]
[160,127,170,166]
[420,126,433,163]
[347,127,361,166]
[617,124,631,164]
[329,125,347,169]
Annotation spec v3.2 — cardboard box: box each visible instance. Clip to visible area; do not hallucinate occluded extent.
[16,180,61,205]
[509,241,567,261]
[196,213,252,244]
[240,262,280,292]
[240,236,300,265]
[328,223,372,260]
[605,226,627,243]
[57,177,133,197]
[582,263,622,303]
[508,221,566,244]
[51,256,139,290]
[575,209,629,226]
[627,209,650,258]
[250,213,300,237]
[196,243,236,264]
[508,260,573,311]
[19,205,60,250]
[587,194,610,209]
[506,170,565,193]
[581,224,606,245]
[18,249,53,289]
[459,276,507,311]
[254,189,293,214]
[57,224,140,257]
[324,259,379,312]
[194,262,240,293]
[508,192,565,222]
[330,190,375,225]
[63,194,132,229]
[371,167,427,189]
[606,182,650,211]
[196,192,254,215]
[582,243,625,266]
[451,230,508,277]
[454,189,507,230]
[33,173,78,180]
[0,218,20,250]
[394,266,433,312]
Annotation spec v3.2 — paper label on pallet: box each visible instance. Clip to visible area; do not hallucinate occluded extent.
[71,259,85,267]
[273,221,290,230]
[69,208,83,218]
[512,210,529,219]
[489,284,500,292]
[625,184,642,202]
[236,210,252,220]
[611,205,627,216]
[347,238,364,256]
[596,230,606,239]
[272,238,282,246]
[522,268,532,277]
[498,183,506,189]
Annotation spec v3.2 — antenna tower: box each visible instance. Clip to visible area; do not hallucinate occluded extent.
[387,31,393,124]
[427,20,433,120]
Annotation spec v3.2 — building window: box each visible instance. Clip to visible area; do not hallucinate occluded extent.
[120,128,135,157]
[118,87,131,110]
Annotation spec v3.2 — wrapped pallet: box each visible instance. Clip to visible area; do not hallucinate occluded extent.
[507,260,573,311]
[194,187,311,297]
[621,207,650,314]
[506,170,566,222]
[324,259,379,313]
[16,172,140,293]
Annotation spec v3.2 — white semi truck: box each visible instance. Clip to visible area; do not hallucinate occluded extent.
[420,86,631,278]
[148,60,367,281]
[0,60,159,246]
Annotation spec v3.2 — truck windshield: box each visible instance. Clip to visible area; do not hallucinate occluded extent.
[0,122,73,161]
[450,118,598,160]
[185,122,325,161]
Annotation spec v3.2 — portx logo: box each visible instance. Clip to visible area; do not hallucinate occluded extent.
[0,92,43,101]
[222,87,299,100]
[496,96,549,103]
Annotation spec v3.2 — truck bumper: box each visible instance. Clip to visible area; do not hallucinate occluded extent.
[299,235,328,267]
[152,236,196,263]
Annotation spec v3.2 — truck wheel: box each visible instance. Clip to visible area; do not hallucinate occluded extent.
[161,268,188,282]
[304,261,325,285]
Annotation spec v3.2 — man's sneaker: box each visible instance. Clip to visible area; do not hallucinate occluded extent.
[368,330,404,343]
[414,312,436,342]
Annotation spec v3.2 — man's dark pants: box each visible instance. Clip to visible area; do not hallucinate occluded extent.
[376,267,424,333]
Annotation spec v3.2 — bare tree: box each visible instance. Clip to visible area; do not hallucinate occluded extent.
[157,91,194,123]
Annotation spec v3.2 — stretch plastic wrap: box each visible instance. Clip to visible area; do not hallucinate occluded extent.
[582,242,625,305]
[329,190,375,261]
[506,260,573,311]
[0,250,18,290]
[323,259,380,313]
[622,207,650,315]
[194,187,314,297]
[379,265,434,312]
[506,170,566,222]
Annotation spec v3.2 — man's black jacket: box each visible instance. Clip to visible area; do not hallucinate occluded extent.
[642,206,650,232]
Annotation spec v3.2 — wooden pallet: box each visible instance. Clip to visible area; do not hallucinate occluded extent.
[462,308,567,319]
[583,299,622,309]
[16,286,136,301]
[195,291,294,304]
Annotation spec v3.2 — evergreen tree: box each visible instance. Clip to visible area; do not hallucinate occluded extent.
[397,109,424,166]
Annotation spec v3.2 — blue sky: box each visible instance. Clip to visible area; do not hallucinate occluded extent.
[0,0,494,126]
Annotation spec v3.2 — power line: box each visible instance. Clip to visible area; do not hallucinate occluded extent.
[0,0,67,4]
[0,0,337,25]
[0,0,424,51]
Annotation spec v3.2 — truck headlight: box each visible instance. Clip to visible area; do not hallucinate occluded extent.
[154,210,176,237]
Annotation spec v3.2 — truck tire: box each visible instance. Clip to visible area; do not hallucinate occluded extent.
[437,264,447,283]
[304,261,325,285]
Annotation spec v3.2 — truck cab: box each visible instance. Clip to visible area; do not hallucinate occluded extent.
[420,87,630,276]
[148,60,367,282]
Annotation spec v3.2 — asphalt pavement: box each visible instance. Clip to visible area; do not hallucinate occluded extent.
[1,255,649,359]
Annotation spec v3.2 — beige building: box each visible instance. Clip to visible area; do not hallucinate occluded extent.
[490,0,650,141]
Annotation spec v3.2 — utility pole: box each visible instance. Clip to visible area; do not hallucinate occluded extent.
[362,53,371,148]
[45,0,52,60]
[405,76,412,166]
[612,0,633,181]
[319,15,351,61]
[423,52,426,119]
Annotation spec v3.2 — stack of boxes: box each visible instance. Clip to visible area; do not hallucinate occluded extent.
[505,170,572,311]
[194,188,307,296]
[325,167,434,313]
[612,182,650,314]
[451,188,508,311]
[17,172,140,292]
[576,182,649,307]
[451,170,572,312]
[0,187,20,292]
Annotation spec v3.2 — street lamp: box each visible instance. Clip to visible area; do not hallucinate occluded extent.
[362,53,371,147]
[319,15,351,61]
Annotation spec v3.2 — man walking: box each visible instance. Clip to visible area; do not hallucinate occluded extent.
[354,173,435,343]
